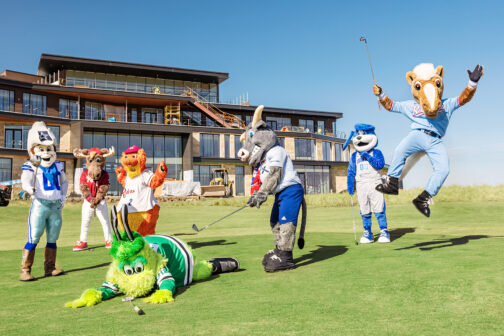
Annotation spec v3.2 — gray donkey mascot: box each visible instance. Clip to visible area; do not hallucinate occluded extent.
[237,105,306,272]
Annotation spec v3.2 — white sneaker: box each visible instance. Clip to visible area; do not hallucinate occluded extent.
[359,230,374,244]
[378,229,390,243]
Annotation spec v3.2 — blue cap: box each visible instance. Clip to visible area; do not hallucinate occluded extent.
[354,123,375,134]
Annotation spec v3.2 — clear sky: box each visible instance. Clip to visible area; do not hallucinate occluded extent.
[1,0,503,187]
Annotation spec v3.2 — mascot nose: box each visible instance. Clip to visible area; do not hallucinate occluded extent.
[356,135,362,140]
[424,83,436,109]
[237,148,249,162]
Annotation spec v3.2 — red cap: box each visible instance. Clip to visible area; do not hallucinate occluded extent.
[124,146,140,154]
[88,147,102,155]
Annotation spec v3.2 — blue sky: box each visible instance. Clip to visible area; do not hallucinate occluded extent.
[1,0,503,187]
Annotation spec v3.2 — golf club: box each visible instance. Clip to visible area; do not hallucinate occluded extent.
[350,194,358,245]
[192,205,248,232]
[360,36,381,110]
[122,296,145,315]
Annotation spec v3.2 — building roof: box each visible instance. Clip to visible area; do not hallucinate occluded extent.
[37,54,229,84]
[216,103,343,119]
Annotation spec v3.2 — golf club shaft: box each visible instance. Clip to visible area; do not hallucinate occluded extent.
[351,194,357,244]
[197,205,248,231]
[361,37,381,110]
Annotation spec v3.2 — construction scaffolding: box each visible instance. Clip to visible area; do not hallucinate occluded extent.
[164,103,181,125]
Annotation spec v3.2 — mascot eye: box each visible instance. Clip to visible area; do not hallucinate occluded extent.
[132,154,137,158]
[249,130,254,137]
[134,262,144,273]
[414,81,421,90]
[95,158,101,162]
[123,264,134,276]
[435,79,441,88]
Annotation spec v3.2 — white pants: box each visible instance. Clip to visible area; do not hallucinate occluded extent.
[80,199,112,242]
[356,179,385,215]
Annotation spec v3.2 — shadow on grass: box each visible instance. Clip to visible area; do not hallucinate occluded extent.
[395,235,502,251]
[175,268,246,298]
[389,227,416,242]
[34,262,111,280]
[187,240,237,249]
[294,245,348,268]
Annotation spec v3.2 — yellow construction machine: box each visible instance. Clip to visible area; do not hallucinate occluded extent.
[200,168,234,197]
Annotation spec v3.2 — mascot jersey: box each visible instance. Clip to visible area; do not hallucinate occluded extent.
[99,235,193,298]
[257,145,301,194]
[21,161,65,201]
[80,169,109,199]
[391,97,460,137]
[117,170,157,213]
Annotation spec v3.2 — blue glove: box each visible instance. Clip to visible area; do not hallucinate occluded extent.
[360,151,370,160]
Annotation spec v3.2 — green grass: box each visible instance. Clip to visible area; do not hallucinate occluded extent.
[1,189,504,335]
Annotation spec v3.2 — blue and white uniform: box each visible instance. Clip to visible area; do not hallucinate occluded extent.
[21,161,68,248]
[387,97,461,196]
[348,149,387,231]
[258,145,304,226]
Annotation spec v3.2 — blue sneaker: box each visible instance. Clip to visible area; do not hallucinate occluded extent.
[359,230,374,244]
[378,229,390,243]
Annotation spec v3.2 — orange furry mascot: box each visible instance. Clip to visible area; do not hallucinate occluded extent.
[115,146,167,236]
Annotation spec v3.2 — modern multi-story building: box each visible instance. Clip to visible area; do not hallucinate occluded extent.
[0,54,350,197]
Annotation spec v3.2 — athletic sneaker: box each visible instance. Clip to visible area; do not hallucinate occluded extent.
[359,230,374,244]
[378,229,391,243]
[105,241,112,249]
[73,241,88,251]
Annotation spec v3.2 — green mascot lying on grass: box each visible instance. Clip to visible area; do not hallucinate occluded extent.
[65,206,239,308]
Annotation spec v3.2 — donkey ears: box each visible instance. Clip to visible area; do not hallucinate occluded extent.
[435,65,444,78]
[406,71,417,85]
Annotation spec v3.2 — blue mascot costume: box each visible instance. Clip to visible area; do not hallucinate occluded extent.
[345,124,389,243]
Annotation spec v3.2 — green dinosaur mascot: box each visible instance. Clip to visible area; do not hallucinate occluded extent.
[65,206,239,307]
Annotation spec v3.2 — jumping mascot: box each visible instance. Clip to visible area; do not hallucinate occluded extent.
[73,146,115,251]
[373,63,484,217]
[65,206,239,307]
[20,122,68,281]
[115,146,167,236]
[237,105,307,272]
[344,124,389,243]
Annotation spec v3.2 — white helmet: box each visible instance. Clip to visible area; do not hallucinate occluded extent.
[27,122,57,166]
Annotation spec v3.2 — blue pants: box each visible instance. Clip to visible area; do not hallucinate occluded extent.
[388,130,449,196]
[27,198,62,245]
[270,184,304,226]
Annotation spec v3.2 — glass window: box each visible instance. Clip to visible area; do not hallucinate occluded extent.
[85,102,104,120]
[59,99,79,119]
[193,165,221,186]
[295,138,315,160]
[224,134,230,158]
[5,124,59,150]
[23,93,47,115]
[206,116,217,127]
[116,75,126,91]
[165,136,181,158]
[323,141,331,161]
[245,115,253,125]
[200,133,220,157]
[126,76,137,92]
[141,134,154,169]
[164,80,174,95]
[95,73,107,90]
[235,166,245,196]
[234,135,242,157]
[106,74,117,90]
[131,108,137,123]
[335,143,342,161]
[136,77,146,93]
[317,121,325,134]
[174,80,184,95]
[146,78,156,94]
[278,137,285,148]
[299,119,314,133]
[142,108,162,124]
[266,117,291,131]
[0,158,12,181]
[118,132,130,155]
[332,121,337,137]
[183,111,202,126]
[295,165,330,194]
[0,89,14,111]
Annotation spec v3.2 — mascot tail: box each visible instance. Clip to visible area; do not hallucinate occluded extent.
[297,198,307,249]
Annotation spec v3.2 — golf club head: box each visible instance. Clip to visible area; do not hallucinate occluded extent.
[355,241,359,246]
[192,224,200,232]
[297,237,305,249]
